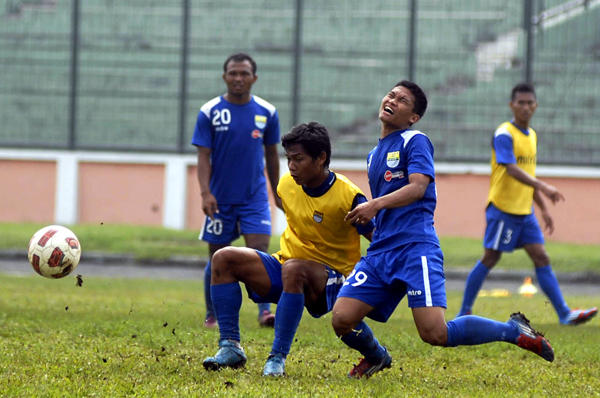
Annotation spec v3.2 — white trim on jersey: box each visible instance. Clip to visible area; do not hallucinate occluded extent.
[200,96,222,118]
[492,220,505,250]
[253,95,277,116]
[420,256,433,307]
[494,127,513,139]
[401,130,426,148]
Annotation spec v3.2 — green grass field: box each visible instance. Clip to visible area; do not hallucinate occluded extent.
[2,222,599,274]
[0,275,598,397]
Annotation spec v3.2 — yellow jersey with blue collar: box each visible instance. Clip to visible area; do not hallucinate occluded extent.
[488,121,537,215]
[275,171,365,276]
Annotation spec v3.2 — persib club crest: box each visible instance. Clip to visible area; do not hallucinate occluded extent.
[255,115,267,129]
[313,211,324,223]
[387,151,400,167]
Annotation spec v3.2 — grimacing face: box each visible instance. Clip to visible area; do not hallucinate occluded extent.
[222,60,257,98]
[285,143,326,188]
[379,85,420,129]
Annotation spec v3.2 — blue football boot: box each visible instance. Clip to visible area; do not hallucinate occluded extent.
[203,340,247,371]
[262,353,286,377]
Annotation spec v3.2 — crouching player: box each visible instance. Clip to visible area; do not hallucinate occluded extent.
[203,121,374,376]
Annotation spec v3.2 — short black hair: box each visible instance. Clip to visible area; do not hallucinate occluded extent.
[282,122,331,168]
[223,53,257,75]
[394,80,428,119]
[511,82,536,101]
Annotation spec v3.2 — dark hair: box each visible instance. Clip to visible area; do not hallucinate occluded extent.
[282,122,331,167]
[511,82,536,101]
[394,80,428,119]
[223,53,257,75]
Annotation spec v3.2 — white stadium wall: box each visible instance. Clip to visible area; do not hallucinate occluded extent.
[1,149,599,245]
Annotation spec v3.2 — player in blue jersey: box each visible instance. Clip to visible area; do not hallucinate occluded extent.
[191,53,281,328]
[202,122,374,376]
[331,80,555,379]
[456,83,597,324]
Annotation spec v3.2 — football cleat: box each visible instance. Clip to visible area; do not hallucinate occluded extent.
[203,315,217,328]
[259,310,275,328]
[203,340,247,371]
[508,312,554,362]
[348,347,392,379]
[560,307,598,326]
[263,353,286,377]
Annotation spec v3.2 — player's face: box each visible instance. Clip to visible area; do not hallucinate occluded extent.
[222,60,257,98]
[379,86,420,129]
[510,92,537,124]
[285,144,327,188]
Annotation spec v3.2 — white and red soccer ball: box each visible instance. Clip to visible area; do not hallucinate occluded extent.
[27,225,81,279]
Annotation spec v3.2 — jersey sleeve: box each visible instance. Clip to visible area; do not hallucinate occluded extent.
[406,134,435,180]
[351,194,375,235]
[190,109,213,148]
[263,110,281,146]
[493,134,516,164]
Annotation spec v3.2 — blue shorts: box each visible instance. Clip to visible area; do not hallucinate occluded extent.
[247,251,346,318]
[483,203,544,252]
[337,242,446,323]
[199,201,272,244]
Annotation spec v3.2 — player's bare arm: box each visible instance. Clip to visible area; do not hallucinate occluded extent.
[197,146,218,220]
[504,163,565,204]
[345,173,430,225]
[533,188,555,235]
[265,143,283,210]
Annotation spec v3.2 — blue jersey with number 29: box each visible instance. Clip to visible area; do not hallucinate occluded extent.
[191,95,280,204]
[366,129,440,253]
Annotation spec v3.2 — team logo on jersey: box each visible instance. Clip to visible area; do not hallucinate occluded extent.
[386,151,400,167]
[313,211,324,223]
[255,115,267,129]
[384,170,404,182]
[252,129,263,139]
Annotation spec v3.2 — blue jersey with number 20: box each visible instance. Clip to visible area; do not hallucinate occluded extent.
[191,95,280,205]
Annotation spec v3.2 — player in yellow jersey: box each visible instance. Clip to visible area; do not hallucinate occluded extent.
[202,121,374,376]
[457,83,597,325]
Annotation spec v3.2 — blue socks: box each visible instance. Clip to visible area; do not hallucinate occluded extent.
[340,321,387,363]
[211,283,243,342]
[204,261,215,318]
[536,265,570,320]
[458,261,490,316]
[446,315,519,346]
[271,292,305,356]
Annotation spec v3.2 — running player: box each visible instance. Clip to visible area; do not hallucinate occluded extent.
[456,82,597,324]
[331,80,555,379]
[202,122,374,376]
[191,53,281,328]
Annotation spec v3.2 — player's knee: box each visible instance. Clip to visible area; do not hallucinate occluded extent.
[331,312,356,337]
[532,252,550,267]
[418,325,448,346]
[281,259,306,281]
[211,247,240,275]
[281,260,308,286]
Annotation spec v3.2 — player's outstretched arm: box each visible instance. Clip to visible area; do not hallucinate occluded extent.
[504,164,565,204]
[533,189,555,235]
[344,173,430,225]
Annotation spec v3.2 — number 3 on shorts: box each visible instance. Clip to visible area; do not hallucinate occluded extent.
[343,269,368,287]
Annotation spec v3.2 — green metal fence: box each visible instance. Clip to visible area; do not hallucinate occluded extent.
[1,0,599,164]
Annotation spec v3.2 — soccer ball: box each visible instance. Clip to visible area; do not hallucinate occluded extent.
[27,225,82,279]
